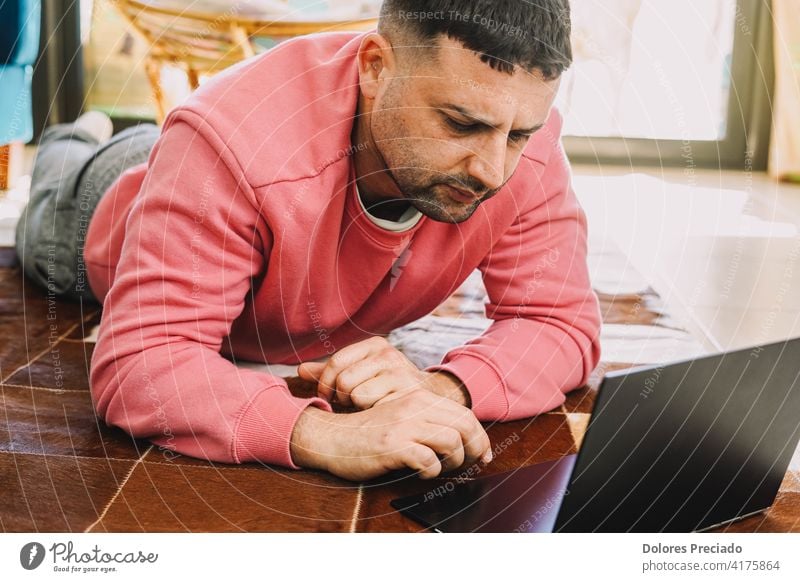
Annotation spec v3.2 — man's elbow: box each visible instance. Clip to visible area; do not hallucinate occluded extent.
[572,302,603,389]
[89,347,145,435]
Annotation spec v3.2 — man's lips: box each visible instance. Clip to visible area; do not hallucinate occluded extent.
[443,184,480,203]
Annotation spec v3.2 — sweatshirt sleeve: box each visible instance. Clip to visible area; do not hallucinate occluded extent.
[425,123,602,421]
[89,111,332,467]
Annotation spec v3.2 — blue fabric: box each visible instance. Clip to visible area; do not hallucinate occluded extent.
[0,0,40,145]
[0,0,40,65]
[0,65,34,144]
[0,0,21,63]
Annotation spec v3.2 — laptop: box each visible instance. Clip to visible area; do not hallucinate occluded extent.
[391,337,800,532]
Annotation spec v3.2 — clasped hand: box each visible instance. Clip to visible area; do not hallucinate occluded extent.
[291,336,492,480]
[298,336,447,409]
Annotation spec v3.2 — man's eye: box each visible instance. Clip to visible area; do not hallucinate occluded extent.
[446,118,476,133]
[509,132,531,143]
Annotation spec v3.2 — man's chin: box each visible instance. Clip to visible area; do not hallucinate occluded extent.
[411,199,478,224]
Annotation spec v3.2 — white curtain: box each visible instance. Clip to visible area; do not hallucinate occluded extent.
[769,0,800,182]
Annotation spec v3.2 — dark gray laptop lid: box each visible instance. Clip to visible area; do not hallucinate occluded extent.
[554,337,800,532]
[392,337,800,532]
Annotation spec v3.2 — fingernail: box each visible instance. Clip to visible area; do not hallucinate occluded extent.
[482,448,493,463]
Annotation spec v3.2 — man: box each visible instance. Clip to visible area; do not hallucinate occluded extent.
[16,0,601,481]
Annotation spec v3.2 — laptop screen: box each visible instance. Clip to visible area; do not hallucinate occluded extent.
[554,337,800,532]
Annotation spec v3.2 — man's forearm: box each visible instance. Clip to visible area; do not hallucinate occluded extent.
[289,406,331,470]
[426,371,472,408]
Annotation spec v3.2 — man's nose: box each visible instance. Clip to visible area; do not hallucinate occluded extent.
[466,134,506,192]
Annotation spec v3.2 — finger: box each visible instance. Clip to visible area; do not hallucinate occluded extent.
[333,358,396,407]
[337,351,419,407]
[456,417,491,465]
[428,400,491,466]
[336,357,396,398]
[298,362,334,401]
[297,361,326,381]
[416,425,465,474]
[403,444,443,480]
[349,374,406,409]
[318,337,389,402]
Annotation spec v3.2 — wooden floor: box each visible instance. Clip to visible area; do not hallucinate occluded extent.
[575,166,800,352]
[0,225,797,532]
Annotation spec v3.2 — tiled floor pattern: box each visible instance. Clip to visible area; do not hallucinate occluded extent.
[0,237,797,532]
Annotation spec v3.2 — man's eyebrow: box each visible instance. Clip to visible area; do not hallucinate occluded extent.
[437,102,545,134]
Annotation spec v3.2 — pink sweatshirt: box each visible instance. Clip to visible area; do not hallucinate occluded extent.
[86,31,602,469]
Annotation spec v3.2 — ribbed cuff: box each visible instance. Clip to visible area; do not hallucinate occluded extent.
[426,353,509,420]
[233,386,332,469]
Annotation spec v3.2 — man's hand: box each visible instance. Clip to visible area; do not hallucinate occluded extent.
[289,389,492,481]
[297,336,471,409]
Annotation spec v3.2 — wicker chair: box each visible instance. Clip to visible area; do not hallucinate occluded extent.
[110,0,378,122]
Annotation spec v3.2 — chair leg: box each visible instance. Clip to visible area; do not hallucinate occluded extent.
[187,68,200,91]
[144,58,166,124]
[0,142,24,191]
[230,24,255,59]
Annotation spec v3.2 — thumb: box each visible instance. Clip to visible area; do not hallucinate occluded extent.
[298,361,326,380]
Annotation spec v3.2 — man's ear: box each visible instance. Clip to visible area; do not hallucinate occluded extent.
[357,33,396,100]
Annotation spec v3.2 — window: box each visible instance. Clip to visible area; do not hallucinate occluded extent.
[562,0,773,169]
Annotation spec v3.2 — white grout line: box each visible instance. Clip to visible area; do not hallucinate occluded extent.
[0,322,80,384]
[83,445,154,533]
[0,447,291,472]
[0,310,100,384]
[565,412,591,450]
[1,382,87,394]
[348,484,364,533]
[0,448,141,464]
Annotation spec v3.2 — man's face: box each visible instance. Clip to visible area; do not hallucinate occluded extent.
[369,35,560,223]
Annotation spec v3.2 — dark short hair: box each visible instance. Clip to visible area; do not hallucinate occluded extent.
[379,0,572,79]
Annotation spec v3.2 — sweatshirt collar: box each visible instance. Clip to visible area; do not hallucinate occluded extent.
[354,184,423,232]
